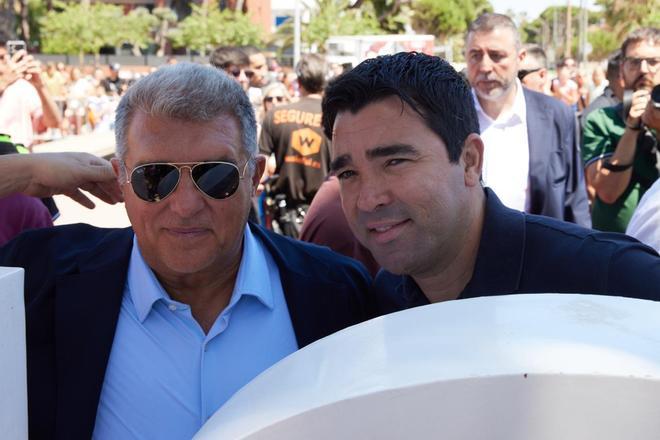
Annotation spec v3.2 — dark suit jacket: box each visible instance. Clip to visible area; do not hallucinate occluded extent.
[0,223,371,439]
[370,188,660,315]
[524,88,591,227]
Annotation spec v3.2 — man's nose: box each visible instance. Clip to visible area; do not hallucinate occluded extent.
[478,55,494,72]
[167,168,205,217]
[639,58,652,74]
[355,176,391,213]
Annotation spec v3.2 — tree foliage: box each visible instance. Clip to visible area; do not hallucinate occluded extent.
[39,1,123,57]
[596,0,660,40]
[120,7,158,55]
[588,28,619,60]
[152,6,178,57]
[411,0,492,41]
[304,0,382,51]
[521,6,605,61]
[369,0,413,34]
[168,0,262,55]
[272,0,382,54]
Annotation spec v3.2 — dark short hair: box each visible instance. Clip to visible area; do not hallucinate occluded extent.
[295,54,327,94]
[240,45,262,57]
[621,27,660,58]
[209,46,249,70]
[466,13,521,50]
[524,44,547,69]
[557,57,576,69]
[606,50,622,81]
[322,52,479,163]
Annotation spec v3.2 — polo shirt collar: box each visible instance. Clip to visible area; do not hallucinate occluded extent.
[127,226,275,323]
[397,188,526,306]
[461,188,525,296]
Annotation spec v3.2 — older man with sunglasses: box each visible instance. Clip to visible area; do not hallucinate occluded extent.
[0,63,371,439]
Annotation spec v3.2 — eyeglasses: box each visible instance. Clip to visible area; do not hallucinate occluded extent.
[126,161,250,203]
[228,68,243,78]
[623,56,660,70]
[244,69,255,78]
[518,68,542,81]
[264,96,286,103]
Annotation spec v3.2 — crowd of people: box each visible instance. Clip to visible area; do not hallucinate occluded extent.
[0,12,659,439]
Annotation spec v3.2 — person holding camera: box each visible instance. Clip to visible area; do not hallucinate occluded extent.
[583,27,660,233]
[0,38,62,148]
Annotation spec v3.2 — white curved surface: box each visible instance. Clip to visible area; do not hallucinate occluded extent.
[195,294,660,440]
[0,267,27,439]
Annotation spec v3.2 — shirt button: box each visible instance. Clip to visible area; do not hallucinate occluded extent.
[168,304,177,311]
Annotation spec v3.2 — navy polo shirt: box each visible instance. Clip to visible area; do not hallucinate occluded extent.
[371,188,660,316]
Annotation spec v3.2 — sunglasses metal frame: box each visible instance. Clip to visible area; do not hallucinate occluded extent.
[126,160,251,203]
[264,96,286,103]
[517,67,542,81]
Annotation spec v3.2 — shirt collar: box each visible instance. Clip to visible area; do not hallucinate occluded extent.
[226,225,275,312]
[397,188,525,306]
[461,188,525,296]
[127,226,275,323]
[472,78,527,126]
[127,237,169,323]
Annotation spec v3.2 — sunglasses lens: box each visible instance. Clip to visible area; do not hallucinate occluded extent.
[245,70,254,78]
[192,162,240,199]
[131,164,180,202]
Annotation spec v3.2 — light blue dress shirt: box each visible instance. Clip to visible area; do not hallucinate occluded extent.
[93,227,298,439]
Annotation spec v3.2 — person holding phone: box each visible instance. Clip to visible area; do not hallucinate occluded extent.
[0,38,62,148]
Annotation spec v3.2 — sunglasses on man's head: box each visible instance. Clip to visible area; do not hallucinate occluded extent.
[517,68,542,81]
[264,96,286,103]
[127,161,250,203]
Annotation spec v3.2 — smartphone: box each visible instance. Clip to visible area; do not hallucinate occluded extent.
[7,40,26,57]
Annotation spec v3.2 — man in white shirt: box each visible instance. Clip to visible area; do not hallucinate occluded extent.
[464,13,590,226]
[627,178,660,252]
[0,40,61,147]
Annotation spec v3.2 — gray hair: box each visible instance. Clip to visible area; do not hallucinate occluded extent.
[114,62,257,168]
[466,13,521,50]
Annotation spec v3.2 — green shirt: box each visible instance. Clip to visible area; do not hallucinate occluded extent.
[582,105,659,233]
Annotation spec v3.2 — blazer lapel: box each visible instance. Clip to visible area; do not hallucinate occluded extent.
[54,229,133,439]
[250,224,360,348]
[524,89,551,214]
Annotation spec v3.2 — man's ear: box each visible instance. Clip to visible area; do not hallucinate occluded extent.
[251,154,267,192]
[110,157,127,196]
[461,133,484,187]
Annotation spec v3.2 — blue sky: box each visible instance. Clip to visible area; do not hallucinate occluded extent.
[491,0,599,20]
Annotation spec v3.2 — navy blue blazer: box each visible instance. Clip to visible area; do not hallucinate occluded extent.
[0,223,371,439]
[371,188,660,315]
[524,88,591,228]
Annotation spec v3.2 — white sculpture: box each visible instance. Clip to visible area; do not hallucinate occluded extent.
[196,294,660,440]
[0,267,27,439]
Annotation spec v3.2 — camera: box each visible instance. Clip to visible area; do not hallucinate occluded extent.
[652,84,660,109]
[622,84,660,119]
[6,40,26,57]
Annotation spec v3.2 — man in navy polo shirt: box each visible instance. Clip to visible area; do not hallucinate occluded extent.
[321,52,660,315]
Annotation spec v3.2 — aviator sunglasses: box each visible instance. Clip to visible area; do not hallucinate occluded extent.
[127,161,251,203]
